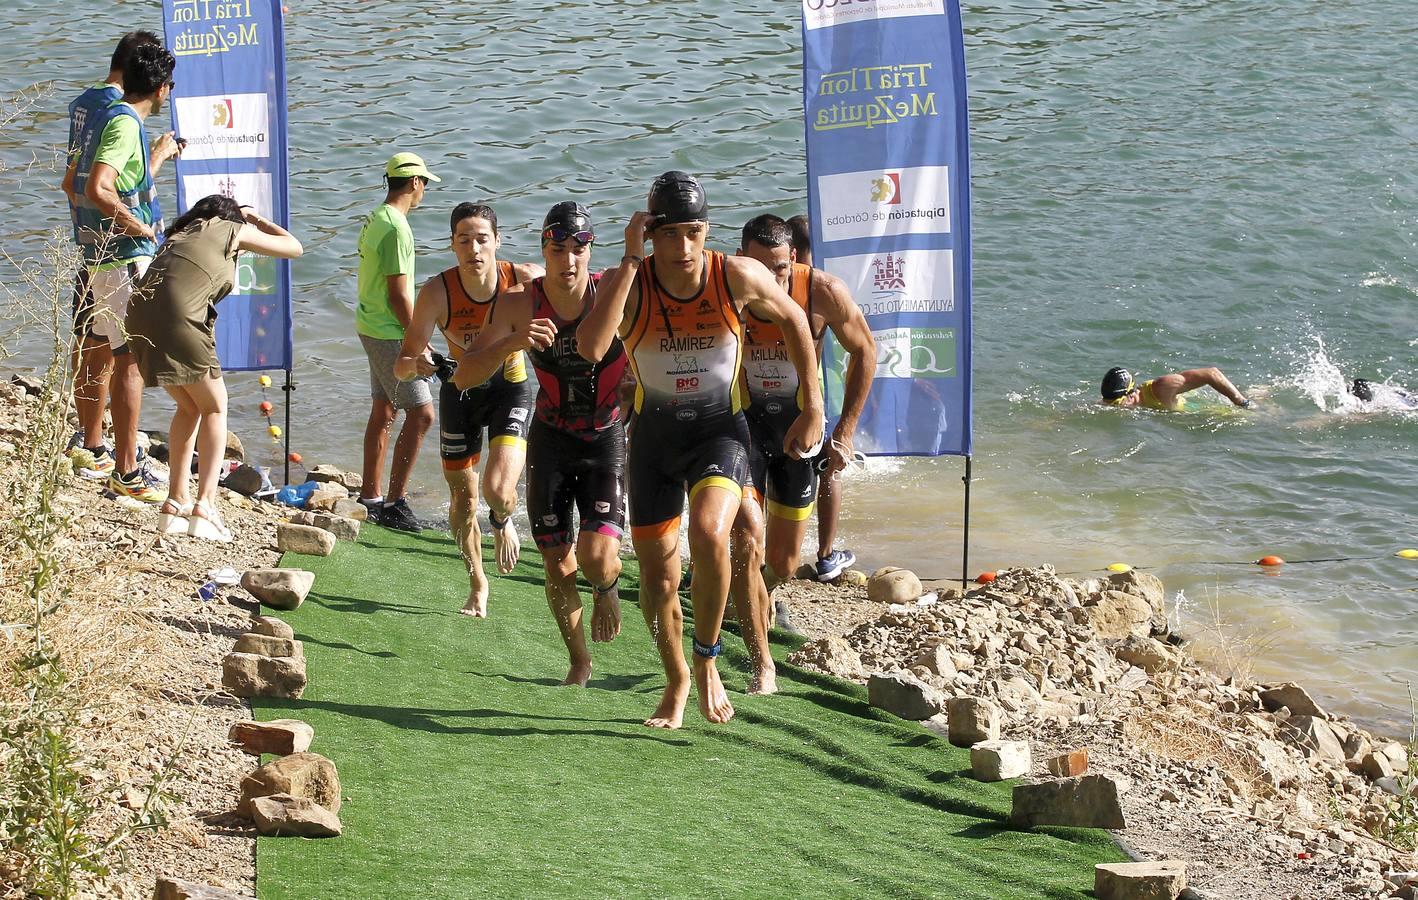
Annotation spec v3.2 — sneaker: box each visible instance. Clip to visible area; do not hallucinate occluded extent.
[109,464,166,504]
[814,548,856,582]
[187,500,232,543]
[379,498,422,533]
[77,447,115,479]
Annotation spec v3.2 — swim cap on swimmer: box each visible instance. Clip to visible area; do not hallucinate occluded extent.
[647,171,709,226]
[541,201,594,245]
[1101,367,1135,401]
[1350,379,1374,402]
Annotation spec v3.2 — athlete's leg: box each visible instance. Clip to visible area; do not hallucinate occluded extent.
[445,465,488,616]
[765,512,812,587]
[484,437,526,575]
[574,424,626,645]
[730,492,776,695]
[388,400,434,501]
[361,396,395,502]
[579,530,623,644]
[816,474,843,562]
[686,477,740,724]
[540,540,591,686]
[632,526,688,729]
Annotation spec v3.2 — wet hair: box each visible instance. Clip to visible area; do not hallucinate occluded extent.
[450,202,498,235]
[122,42,176,98]
[1350,379,1374,402]
[786,215,812,257]
[164,193,244,239]
[110,31,160,74]
[741,214,792,251]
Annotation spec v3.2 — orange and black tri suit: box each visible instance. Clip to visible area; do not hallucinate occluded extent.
[623,250,751,540]
[741,262,825,521]
[437,260,537,469]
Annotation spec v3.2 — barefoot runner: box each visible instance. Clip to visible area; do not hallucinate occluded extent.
[394,203,542,616]
[577,172,823,728]
[458,202,627,685]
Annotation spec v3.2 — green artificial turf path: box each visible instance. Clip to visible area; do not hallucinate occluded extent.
[253,524,1125,899]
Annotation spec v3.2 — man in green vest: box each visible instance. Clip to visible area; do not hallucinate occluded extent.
[356,153,440,531]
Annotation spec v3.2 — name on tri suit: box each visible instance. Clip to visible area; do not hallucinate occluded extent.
[659,335,716,352]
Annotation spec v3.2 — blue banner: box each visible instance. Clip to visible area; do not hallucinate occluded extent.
[801,0,972,456]
[161,0,291,372]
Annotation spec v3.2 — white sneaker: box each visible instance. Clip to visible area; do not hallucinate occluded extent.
[187,500,232,543]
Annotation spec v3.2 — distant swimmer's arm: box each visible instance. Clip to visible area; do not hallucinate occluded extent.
[577,210,654,362]
[393,277,444,382]
[731,256,825,459]
[1170,367,1251,407]
[453,286,554,391]
[817,272,875,471]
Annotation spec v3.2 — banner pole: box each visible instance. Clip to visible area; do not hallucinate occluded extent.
[961,455,972,591]
[282,369,294,486]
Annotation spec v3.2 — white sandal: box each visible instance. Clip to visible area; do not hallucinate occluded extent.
[156,499,193,535]
[187,500,233,543]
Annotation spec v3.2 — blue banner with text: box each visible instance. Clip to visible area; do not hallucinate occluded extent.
[161,0,291,372]
[802,0,972,456]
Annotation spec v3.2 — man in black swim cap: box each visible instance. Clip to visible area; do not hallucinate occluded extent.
[576,171,825,729]
[1100,365,1252,411]
[1349,378,1418,409]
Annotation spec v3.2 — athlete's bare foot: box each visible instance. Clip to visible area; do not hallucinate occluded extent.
[591,586,621,643]
[694,655,736,724]
[644,672,690,729]
[458,581,489,618]
[492,517,520,575]
[562,660,592,687]
[746,662,778,696]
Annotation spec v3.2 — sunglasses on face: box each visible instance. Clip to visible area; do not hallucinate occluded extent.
[542,226,594,245]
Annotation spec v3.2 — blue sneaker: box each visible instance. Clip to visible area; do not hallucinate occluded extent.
[815,549,856,582]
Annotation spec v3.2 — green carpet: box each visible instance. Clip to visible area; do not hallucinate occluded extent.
[252,525,1124,899]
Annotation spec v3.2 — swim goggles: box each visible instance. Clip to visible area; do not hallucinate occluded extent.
[541,226,594,245]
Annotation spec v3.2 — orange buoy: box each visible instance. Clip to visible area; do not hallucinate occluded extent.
[288,452,302,464]
[976,571,997,584]
[1257,555,1285,567]
[260,401,274,414]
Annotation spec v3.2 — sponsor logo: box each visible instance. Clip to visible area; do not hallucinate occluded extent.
[818,166,951,243]
[761,380,783,392]
[542,514,559,526]
[802,0,945,31]
[866,326,956,379]
[509,407,529,422]
[704,464,725,476]
[173,92,269,161]
[675,408,698,422]
[594,501,611,514]
[697,299,714,314]
[669,353,702,375]
[675,376,700,393]
[824,248,955,318]
[766,400,784,414]
[872,253,906,292]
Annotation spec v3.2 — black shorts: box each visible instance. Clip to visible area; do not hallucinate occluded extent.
[627,411,750,540]
[72,267,98,341]
[745,401,817,522]
[438,376,537,470]
[527,418,626,550]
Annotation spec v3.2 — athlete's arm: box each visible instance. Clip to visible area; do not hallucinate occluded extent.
[815,272,875,472]
[729,256,825,459]
[577,210,655,361]
[236,208,302,259]
[1158,367,1250,407]
[85,162,153,239]
[452,286,555,391]
[393,277,445,382]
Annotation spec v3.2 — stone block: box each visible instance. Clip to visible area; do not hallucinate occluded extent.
[249,793,342,838]
[1010,774,1126,830]
[240,752,341,815]
[1259,682,1327,720]
[867,671,946,720]
[222,652,306,699]
[970,740,1031,782]
[240,569,314,611]
[276,523,335,557]
[1045,749,1090,778]
[868,568,922,604]
[312,513,360,542]
[232,633,303,659]
[229,719,314,756]
[946,697,1001,747]
[1094,861,1187,900]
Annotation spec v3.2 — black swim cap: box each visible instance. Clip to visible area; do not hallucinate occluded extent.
[1351,379,1374,402]
[541,201,594,244]
[647,171,709,226]
[1101,367,1135,401]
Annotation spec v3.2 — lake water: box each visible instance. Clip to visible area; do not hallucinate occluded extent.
[3,0,1415,729]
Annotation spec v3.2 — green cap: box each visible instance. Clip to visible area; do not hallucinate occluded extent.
[385,152,441,183]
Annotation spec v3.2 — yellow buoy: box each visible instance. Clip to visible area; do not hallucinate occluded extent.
[259,374,273,387]
[268,424,282,438]
[1106,563,1132,573]
[1398,549,1418,560]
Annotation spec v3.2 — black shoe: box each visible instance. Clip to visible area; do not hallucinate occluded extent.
[380,498,422,532]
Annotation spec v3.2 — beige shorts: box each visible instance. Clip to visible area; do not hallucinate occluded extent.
[88,258,152,353]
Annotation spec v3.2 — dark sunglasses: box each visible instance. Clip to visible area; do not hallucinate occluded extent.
[541,226,594,245]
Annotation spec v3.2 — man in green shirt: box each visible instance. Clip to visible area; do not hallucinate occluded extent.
[356,153,440,531]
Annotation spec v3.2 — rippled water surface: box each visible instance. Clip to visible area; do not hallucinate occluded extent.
[3,0,1416,726]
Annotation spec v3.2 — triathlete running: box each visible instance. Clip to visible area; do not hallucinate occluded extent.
[395,203,543,616]
[577,171,823,729]
[458,202,628,686]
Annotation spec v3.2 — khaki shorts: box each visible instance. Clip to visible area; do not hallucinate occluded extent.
[360,334,434,411]
[88,258,152,353]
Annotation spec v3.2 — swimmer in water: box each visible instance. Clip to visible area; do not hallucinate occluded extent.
[1100,366,1252,411]
[1349,379,1418,409]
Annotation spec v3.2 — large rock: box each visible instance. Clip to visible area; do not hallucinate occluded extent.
[1279,716,1346,764]
[240,752,341,815]
[224,430,245,461]
[909,643,959,679]
[306,464,347,484]
[1086,591,1153,640]
[222,652,306,699]
[867,671,946,720]
[153,877,252,900]
[1363,744,1409,781]
[1106,569,1166,619]
[947,697,1001,747]
[1010,775,1126,830]
[1046,749,1089,778]
[249,793,342,838]
[229,719,314,756]
[971,740,1031,782]
[232,633,304,659]
[222,464,264,497]
[331,497,369,521]
[312,513,360,542]
[788,635,865,680]
[250,615,294,640]
[240,569,314,610]
[305,484,351,513]
[276,523,336,557]
[1113,634,1173,674]
[1094,861,1187,900]
[1259,682,1327,719]
[288,510,317,526]
[867,568,922,604]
